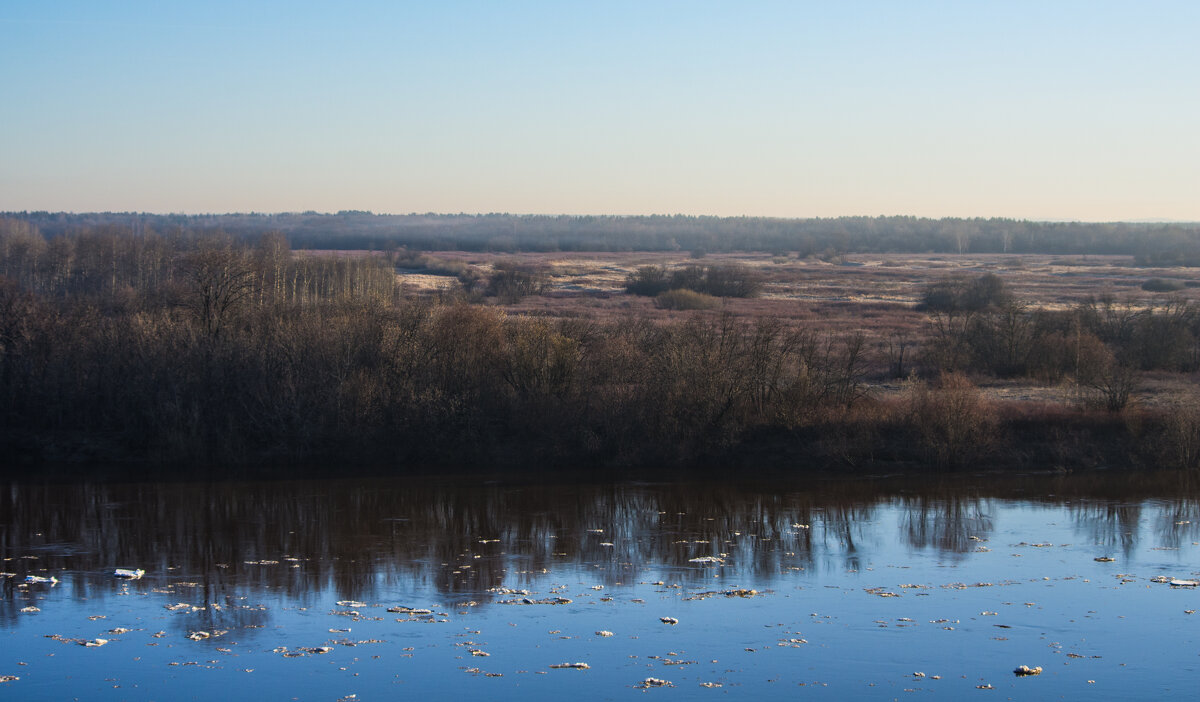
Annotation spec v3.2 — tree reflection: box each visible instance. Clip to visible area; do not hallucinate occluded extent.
[1,470,1198,620]
[901,495,994,557]
[1068,502,1143,557]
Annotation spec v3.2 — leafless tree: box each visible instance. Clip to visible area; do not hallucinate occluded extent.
[182,242,255,339]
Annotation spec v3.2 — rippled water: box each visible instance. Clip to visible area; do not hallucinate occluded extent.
[2,471,1199,699]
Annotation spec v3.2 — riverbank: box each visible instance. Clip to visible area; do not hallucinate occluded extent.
[2,399,1190,481]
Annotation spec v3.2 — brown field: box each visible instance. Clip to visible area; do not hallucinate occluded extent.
[392,250,1200,311]
[383,250,1200,408]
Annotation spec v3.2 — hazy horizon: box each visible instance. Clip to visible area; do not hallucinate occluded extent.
[5,209,1200,226]
[3,2,1198,221]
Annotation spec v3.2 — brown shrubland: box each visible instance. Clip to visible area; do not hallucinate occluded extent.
[2,224,1199,474]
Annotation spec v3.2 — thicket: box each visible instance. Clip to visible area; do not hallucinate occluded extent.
[2,222,1199,474]
[484,260,550,303]
[624,264,762,298]
[920,285,1200,395]
[1142,277,1187,293]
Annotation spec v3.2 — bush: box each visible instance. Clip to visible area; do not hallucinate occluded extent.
[700,264,763,298]
[906,372,996,469]
[1142,278,1186,292]
[394,251,475,278]
[626,264,761,299]
[624,266,671,296]
[1161,397,1200,469]
[922,273,1009,312]
[485,261,548,303]
[669,265,707,293]
[423,257,472,278]
[655,289,721,310]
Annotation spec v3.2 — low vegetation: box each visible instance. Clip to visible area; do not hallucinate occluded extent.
[485,260,550,303]
[624,263,761,298]
[1142,277,1186,292]
[655,289,721,310]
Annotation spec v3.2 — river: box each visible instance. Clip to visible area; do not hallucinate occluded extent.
[1,470,1198,699]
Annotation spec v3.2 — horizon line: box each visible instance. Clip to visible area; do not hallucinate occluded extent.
[5,210,1199,226]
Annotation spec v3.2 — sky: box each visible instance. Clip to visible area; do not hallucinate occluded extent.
[2,1,1198,221]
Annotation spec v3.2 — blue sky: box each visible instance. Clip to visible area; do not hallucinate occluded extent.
[2,1,1197,220]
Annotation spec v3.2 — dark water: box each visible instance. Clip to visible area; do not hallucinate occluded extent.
[2,471,1199,700]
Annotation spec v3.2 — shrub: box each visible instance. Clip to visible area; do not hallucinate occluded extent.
[485,261,548,303]
[624,266,670,296]
[1070,331,1137,412]
[700,264,763,298]
[394,251,475,278]
[626,264,762,299]
[1142,278,1186,292]
[906,372,996,469]
[669,265,707,293]
[655,289,721,310]
[1080,362,1137,412]
[423,257,471,278]
[922,273,1009,312]
[1162,397,1200,469]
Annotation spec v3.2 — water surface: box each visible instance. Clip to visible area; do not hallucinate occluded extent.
[2,471,1198,699]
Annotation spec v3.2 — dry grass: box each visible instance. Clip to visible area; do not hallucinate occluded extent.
[381,250,1199,308]
[362,250,1200,411]
[375,251,1196,350]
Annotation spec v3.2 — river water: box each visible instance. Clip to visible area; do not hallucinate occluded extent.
[1,471,1198,700]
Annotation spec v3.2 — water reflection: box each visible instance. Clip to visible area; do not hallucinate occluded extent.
[1069,502,1144,557]
[900,495,994,556]
[2,470,1199,623]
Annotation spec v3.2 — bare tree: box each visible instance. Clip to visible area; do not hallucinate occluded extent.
[182,242,255,339]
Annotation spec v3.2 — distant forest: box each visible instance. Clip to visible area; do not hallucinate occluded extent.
[5,211,1200,264]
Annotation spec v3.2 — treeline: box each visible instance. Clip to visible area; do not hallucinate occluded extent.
[4,226,1200,474]
[0,220,396,312]
[6,212,1200,261]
